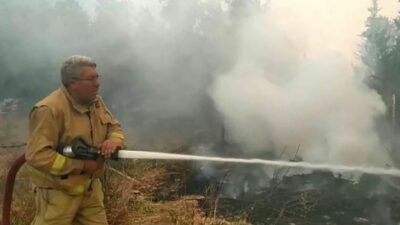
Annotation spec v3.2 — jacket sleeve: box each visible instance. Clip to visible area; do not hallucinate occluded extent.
[105,109,126,145]
[25,106,85,176]
[98,99,126,144]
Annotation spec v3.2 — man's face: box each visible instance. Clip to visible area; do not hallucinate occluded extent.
[68,66,100,104]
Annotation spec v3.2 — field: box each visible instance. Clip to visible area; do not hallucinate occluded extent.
[1,115,400,225]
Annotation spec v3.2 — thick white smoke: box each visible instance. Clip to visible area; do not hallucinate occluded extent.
[209,11,390,167]
[0,0,395,166]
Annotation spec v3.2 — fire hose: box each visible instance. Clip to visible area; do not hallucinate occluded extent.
[1,154,25,225]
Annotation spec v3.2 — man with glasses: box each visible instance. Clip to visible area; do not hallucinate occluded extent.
[25,55,125,225]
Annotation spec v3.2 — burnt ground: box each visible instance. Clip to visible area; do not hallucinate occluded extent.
[185,166,400,225]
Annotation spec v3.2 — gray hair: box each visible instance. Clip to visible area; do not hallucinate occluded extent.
[61,55,97,86]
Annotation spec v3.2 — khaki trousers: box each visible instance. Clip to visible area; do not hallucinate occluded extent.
[31,179,107,225]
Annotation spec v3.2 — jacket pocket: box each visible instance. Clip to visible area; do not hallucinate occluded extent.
[99,110,117,125]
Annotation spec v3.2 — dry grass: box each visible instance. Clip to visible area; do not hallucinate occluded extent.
[103,159,249,225]
[120,197,249,225]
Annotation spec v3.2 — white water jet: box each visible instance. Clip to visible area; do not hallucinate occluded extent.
[118,150,400,177]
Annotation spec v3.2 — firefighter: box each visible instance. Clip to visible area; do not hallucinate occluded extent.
[25,55,125,225]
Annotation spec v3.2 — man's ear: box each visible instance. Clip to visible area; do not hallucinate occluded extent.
[68,79,77,88]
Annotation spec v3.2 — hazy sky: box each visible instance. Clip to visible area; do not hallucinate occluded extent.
[268,0,399,62]
[76,0,399,63]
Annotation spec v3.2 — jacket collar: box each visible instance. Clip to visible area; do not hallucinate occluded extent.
[61,86,99,114]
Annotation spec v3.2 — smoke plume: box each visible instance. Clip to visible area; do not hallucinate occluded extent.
[0,0,394,168]
[209,7,390,167]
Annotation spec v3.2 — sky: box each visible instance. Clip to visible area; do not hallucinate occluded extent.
[75,0,399,63]
[267,0,399,62]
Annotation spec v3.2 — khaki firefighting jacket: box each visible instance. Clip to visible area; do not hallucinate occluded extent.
[25,87,125,195]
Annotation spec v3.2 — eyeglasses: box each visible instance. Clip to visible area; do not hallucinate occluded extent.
[74,75,100,82]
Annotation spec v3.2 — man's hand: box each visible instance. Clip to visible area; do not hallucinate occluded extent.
[97,138,124,159]
[83,158,104,174]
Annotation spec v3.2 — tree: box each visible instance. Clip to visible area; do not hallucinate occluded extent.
[361,0,400,106]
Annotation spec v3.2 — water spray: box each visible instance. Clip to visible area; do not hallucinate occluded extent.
[117,150,400,177]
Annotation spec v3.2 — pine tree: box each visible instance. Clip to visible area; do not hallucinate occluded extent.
[361,0,399,103]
